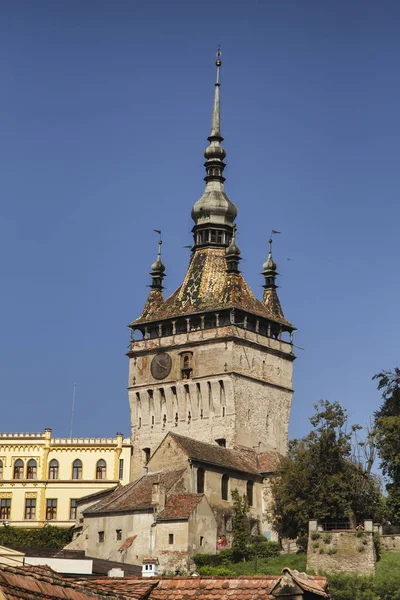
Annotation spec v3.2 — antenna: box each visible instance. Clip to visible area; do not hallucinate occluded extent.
[70,383,77,439]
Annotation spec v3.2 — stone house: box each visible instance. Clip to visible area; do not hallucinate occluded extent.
[70,432,278,572]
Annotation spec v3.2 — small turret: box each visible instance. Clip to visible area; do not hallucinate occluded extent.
[225,226,241,273]
[150,230,166,290]
[261,236,285,320]
[262,238,278,289]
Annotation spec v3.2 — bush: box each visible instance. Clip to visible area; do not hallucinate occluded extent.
[218,548,234,564]
[0,526,72,550]
[311,531,320,540]
[356,530,365,538]
[373,532,381,561]
[250,541,280,559]
[327,574,376,600]
[327,547,337,555]
[197,566,235,576]
[193,553,222,568]
[322,533,332,544]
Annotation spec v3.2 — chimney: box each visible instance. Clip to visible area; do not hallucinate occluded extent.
[108,568,124,578]
[151,477,166,510]
[142,557,159,578]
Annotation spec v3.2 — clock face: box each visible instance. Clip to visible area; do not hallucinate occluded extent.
[151,353,172,380]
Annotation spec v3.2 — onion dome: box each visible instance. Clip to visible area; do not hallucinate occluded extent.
[150,233,166,290]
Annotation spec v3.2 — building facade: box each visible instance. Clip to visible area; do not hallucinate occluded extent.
[0,429,131,528]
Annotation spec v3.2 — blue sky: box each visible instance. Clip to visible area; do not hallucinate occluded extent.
[1,0,399,445]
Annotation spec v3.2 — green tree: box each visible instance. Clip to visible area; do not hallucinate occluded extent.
[373,368,400,523]
[231,489,250,559]
[270,400,383,539]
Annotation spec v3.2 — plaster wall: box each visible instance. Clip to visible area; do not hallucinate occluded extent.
[85,512,154,564]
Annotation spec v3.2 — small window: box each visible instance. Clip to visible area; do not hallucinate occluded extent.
[27,459,37,480]
[98,531,105,543]
[0,460,3,480]
[96,459,107,480]
[169,533,174,545]
[24,498,36,520]
[46,499,57,521]
[246,481,254,506]
[138,417,142,429]
[119,459,124,480]
[70,499,77,520]
[200,536,204,547]
[13,459,24,480]
[222,406,226,417]
[221,474,229,501]
[116,529,122,541]
[0,499,11,520]
[216,438,226,447]
[180,352,193,379]
[72,459,82,480]
[197,468,205,494]
[143,448,151,464]
[48,459,59,480]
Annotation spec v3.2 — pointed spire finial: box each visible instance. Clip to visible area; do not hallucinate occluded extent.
[262,231,279,286]
[150,229,166,290]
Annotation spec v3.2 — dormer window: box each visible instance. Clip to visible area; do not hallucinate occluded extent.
[180,352,193,379]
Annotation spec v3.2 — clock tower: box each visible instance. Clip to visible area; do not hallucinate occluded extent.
[127,51,296,479]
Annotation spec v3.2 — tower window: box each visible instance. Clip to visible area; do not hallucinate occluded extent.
[197,468,205,494]
[119,459,124,480]
[200,536,204,547]
[221,475,229,501]
[169,534,174,545]
[143,448,151,464]
[246,481,254,506]
[98,531,105,543]
[180,352,193,379]
[116,529,122,541]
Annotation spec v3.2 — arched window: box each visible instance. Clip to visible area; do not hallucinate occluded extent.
[14,459,24,480]
[48,459,59,480]
[197,468,205,494]
[246,481,254,507]
[72,459,82,480]
[96,460,106,480]
[0,460,3,480]
[27,459,37,480]
[221,474,229,501]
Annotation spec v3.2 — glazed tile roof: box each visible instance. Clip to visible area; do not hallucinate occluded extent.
[157,494,204,520]
[0,565,329,600]
[168,433,264,475]
[132,248,294,329]
[84,469,186,515]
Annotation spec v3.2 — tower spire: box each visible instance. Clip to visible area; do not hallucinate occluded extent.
[191,47,238,248]
[262,237,278,289]
[149,230,166,290]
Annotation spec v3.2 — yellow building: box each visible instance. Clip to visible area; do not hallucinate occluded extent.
[0,429,132,528]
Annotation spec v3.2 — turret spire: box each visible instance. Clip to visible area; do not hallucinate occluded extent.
[150,230,166,290]
[262,237,278,289]
[191,47,238,248]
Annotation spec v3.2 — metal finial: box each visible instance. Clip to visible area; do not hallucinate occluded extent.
[216,45,222,84]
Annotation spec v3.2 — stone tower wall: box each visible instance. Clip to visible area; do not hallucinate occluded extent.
[128,325,294,479]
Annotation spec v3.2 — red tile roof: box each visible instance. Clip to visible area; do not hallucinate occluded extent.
[157,494,204,520]
[84,469,186,515]
[0,565,329,600]
[167,433,279,476]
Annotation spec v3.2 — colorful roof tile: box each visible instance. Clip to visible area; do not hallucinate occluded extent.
[132,248,294,329]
